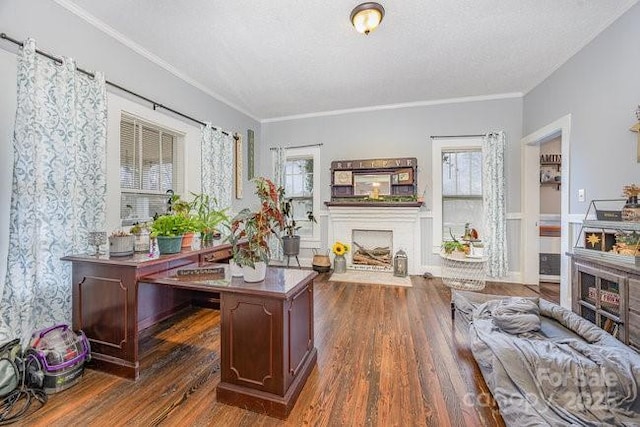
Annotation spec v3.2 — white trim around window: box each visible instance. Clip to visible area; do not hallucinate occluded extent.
[282,145,321,248]
[431,137,483,253]
[106,92,200,232]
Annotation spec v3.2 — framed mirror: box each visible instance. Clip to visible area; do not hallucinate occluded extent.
[353,174,391,196]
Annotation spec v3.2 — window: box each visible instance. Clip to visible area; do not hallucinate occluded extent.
[432,138,483,252]
[120,114,183,225]
[279,146,321,244]
[442,150,483,238]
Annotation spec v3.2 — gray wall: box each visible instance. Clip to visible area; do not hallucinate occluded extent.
[261,98,524,213]
[524,2,640,214]
[0,0,260,287]
[261,97,524,270]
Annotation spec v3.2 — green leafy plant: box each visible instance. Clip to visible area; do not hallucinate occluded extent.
[441,228,467,254]
[150,214,190,237]
[190,193,229,237]
[129,222,149,236]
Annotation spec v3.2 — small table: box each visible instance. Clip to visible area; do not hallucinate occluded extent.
[440,253,487,318]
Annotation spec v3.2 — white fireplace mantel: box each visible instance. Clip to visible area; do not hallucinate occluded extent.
[327,206,421,275]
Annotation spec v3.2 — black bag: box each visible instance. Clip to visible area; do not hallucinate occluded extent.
[0,340,21,398]
[0,339,47,425]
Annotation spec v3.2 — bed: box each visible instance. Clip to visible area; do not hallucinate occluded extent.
[453,291,640,426]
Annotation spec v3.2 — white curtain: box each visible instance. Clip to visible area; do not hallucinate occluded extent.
[0,39,107,343]
[268,147,286,261]
[201,123,233,216]
[482,131,508,277]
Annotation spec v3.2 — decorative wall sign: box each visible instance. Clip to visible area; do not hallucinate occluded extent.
[334,170,353,185]
[247,129,255,180]
[234,133,243,199]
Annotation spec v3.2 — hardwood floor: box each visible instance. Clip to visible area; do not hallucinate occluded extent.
[15,275,559,426]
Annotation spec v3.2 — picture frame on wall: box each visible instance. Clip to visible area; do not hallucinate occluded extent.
[247,129,255,180]
[235,133,243,199]
[396,168,413,184]
[333,170,353,185]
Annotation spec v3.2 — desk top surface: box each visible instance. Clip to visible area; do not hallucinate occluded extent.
[61,242,232,267]
[140,263,318,298]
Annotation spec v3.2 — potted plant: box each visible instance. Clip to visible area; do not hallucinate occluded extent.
[227,177,284,282]
[441,228,469,257]
[129,222,151,253]
[169,194,200,249]
[150,214,190,254]
[281,198,316,257]
[190,193,229,245]
[109,230,135,257]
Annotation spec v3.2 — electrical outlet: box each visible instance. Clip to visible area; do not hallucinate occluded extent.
[578,188,585,202]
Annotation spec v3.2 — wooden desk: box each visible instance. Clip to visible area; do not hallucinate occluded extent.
[63,246,317,419]
[142,265,318,419]
[62,243,235,380]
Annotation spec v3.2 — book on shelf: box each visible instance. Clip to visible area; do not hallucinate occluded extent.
[587,287,620,307]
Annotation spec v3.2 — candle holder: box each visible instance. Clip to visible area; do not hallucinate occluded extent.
[87,231,107,256]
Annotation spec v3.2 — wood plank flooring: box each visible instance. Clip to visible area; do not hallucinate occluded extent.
[14,275,559,426]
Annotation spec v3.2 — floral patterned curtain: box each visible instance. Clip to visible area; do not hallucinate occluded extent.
[0,39,107,343]
[482,131,508,277]
[268,147,286,261]
[201,123,233,219]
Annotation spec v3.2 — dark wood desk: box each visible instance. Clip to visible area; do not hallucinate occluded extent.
[144,266,317,419]
[63,247,317,419]
[62,243,236,380]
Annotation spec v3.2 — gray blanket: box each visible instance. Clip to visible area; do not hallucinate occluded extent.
[468,297,640,426]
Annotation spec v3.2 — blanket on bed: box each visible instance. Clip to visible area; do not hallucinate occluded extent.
[469,297,640,426]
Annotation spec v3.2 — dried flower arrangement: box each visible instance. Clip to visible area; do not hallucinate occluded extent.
[622,184,640,199]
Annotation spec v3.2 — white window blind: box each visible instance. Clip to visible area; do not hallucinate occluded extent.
[120,114,183,224]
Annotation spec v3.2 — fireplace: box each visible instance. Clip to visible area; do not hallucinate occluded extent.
[351,229,393,271]
[327,206,421,275]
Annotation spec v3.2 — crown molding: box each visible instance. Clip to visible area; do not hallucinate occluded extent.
[53,0,259,122]
[262,92,523,123]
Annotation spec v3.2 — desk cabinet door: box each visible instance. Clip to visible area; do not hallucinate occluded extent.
[286,283,314,385]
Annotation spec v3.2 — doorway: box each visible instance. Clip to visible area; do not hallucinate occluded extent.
[521,115,572,308]
[539,134,562,298]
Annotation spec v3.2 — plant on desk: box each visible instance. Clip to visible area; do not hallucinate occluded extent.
[190,193,229,245]
[150,214,190,254]
[227,177,284,282]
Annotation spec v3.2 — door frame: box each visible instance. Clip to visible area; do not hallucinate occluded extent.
[521,114,572,308]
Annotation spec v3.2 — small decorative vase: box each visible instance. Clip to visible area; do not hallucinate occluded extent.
[133,230,150,253]
[334,254,347,274]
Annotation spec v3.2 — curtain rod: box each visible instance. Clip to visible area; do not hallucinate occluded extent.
[269,143,323,151]
[0,32,231,136]
[430,134,486,139]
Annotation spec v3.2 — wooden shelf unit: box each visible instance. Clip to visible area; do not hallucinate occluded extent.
[330,157,418,202]
[570,252,640,351]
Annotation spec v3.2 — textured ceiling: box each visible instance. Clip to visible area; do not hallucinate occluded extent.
[58,0,638,121]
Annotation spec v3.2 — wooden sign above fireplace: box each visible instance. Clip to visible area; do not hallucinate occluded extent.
[327,157,420,206]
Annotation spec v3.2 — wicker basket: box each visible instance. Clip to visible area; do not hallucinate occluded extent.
[440,253,487,291]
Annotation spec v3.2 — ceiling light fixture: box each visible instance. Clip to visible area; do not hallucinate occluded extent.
[350,2,385,35]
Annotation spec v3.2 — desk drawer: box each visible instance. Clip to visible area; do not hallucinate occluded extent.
[201,247,233,263]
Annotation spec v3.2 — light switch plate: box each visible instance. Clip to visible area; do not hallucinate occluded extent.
[578,188,585,202]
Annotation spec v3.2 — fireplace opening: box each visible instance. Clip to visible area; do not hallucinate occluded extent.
[351,229,393,271]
